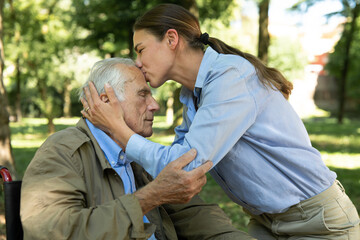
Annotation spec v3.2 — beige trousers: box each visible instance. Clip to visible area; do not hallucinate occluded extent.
[245,181,360,239]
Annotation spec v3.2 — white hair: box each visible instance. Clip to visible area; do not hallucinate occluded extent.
[78,58,136,101]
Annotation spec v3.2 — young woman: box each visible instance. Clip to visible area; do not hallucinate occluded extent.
[82,4,360,239]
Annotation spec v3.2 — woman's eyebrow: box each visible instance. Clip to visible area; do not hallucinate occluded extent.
[134,43,142,52]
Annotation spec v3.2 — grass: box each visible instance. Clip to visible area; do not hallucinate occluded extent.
[1,115,360,234]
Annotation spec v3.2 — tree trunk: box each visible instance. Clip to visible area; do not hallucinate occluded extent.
[63,78,71,117]
[0,0,17,177]
[15,56,22,121]
[37,75,56,134]
[337,3,359,124]
[167,86,182,133]
[182,0,199,18]
[48,117,55,134]
[10,0,22,122]
[128,21,134,58]
[166,91,174,125]
[258,0,270,64]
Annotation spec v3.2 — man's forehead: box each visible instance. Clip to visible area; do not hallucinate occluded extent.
[123,67,149,90]
[117,64,139,76]
[118,65,142,82]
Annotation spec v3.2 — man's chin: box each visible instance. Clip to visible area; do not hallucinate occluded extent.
[141,131,153,138]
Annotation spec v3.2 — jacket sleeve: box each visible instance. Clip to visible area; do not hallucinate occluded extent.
[164,195,255,240]
[20,140,155,240]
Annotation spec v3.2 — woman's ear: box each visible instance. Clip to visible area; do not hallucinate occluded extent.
[166,29,179,49]
[99,93,109,103]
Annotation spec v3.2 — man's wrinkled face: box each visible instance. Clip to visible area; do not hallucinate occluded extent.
[120,66,160,137]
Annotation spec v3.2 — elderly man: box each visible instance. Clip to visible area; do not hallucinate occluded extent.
[20,58,253,239]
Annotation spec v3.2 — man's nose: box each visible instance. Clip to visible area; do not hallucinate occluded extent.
[148,97,160,112]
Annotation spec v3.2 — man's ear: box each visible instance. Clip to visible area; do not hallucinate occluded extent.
[99,93,109,103]
[165,29,179,50]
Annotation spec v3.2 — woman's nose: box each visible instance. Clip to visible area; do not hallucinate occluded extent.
[135,57,142,68]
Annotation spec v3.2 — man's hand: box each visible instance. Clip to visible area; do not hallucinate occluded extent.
[153,149,212,203]
[134,149,212,214]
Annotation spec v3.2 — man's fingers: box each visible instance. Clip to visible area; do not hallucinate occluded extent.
[172,149,197,169]
[189,160,213,178]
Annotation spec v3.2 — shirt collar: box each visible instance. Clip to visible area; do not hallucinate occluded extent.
[179,47,219,109]
[86,119,131,167]
[194,46,219,98]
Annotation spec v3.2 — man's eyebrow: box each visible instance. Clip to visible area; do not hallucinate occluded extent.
[138,88,151,94]
[134,43,142,52]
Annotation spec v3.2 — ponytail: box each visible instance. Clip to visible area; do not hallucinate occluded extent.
[209,37,293,99]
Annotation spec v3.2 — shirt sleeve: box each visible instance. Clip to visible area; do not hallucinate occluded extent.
[126,66,257,178]
[20,145,155,240]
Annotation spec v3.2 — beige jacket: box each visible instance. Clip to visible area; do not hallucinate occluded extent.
[21,118,252,240]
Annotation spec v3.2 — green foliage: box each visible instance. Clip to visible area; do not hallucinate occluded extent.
[326,17,360,100]
[4,0,73,118]
[2,0,241,128]
[10,118,80,176]
[152,81,181,114]
[71,0,238,58]
[303,116,360,153]
[197,0,238,24]
[3,0,102,121]
[72,0,142,57]
[268,37,308,81]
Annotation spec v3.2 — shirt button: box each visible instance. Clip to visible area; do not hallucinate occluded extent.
[120,155,124,160]
[111,161,116,165]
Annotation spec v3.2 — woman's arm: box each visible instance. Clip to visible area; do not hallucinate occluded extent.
[126,67,257,177]
[82,68,257,178]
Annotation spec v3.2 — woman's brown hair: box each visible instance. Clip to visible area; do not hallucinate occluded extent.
[134,4,293,99]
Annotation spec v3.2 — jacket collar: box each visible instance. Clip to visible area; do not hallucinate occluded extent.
[76,118,113,174]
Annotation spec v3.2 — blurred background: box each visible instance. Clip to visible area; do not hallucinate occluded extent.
[0,0,359,237]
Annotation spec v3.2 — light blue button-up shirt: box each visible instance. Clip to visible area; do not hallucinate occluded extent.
[86,120,156,239]
[126,47,336,215]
